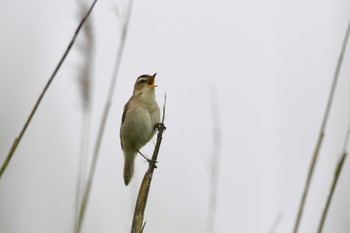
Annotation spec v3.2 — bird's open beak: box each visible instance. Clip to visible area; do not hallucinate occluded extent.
[148,73,157,87]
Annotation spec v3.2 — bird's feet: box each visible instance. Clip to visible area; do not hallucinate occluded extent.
[154,123,166,131]
[146,158,158,168]
[137,150,158,168]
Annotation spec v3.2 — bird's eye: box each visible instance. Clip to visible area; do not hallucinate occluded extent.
[139,79,146,84]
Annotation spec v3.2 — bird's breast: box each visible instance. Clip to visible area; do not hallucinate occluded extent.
[120,104,158,150]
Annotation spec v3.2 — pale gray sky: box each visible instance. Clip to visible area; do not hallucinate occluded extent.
[1,0,350,233]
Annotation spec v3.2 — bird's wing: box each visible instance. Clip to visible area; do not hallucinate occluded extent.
[122,97,133,124]
[121,97,134,149]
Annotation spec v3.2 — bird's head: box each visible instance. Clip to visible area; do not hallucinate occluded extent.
[133,73,158,101]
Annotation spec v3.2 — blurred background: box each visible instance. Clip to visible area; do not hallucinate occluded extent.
[1,0,350,232]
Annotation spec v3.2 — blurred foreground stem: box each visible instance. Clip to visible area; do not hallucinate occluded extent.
[73,1,134,232]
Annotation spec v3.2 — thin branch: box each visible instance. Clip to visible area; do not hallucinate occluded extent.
[292,131,324,233]
[131,94,167,233]
[316,72,350,233]
[73,1,134,233]
[0,0,99,179]
[292,18,350,233]
[316,150,347,233]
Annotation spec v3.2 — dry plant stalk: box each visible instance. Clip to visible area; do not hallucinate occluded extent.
[74,1,134,232]
[0,0,99,179]
[292,19,350,233]
[131,95,167,233]
[75,0,95,227]
[316,152,347,233]
[316,121,350,233]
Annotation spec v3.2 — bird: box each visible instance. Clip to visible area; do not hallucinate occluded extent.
[120,73,160,186]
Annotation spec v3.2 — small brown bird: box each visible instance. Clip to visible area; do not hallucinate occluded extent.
[120,73,160,185]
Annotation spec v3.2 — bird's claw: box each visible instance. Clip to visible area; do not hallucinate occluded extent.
[146,158,158,168]
[138,150,157,168]
[154,123,166,131]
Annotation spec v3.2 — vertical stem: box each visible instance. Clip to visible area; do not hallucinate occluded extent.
[292,19,350,233]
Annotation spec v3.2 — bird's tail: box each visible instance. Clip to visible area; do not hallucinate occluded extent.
[123,151,136,186]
